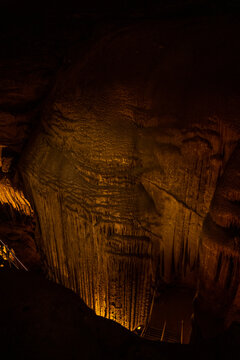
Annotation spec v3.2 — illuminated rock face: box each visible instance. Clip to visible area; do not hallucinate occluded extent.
[196,143,240,336]
[21,20,240,330]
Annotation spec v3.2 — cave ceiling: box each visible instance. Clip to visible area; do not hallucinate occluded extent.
[0,0,240,342]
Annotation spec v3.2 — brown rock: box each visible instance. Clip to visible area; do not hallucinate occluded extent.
[19,16,240,335]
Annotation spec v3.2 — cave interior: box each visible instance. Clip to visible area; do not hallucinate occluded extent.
[0,1,240,359]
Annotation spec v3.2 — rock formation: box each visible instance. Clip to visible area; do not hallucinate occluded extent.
[17,15,240,334]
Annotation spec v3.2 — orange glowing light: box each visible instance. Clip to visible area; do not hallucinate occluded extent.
[0,178,33,216]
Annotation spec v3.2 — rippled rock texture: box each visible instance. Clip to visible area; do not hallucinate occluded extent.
[20,16,240,333]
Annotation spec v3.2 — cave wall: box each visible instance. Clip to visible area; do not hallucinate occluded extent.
[20,16,240,331]
[195,142,240,337]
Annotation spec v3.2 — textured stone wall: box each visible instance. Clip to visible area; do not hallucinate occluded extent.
[21,18,240,331]
[196,142,240,337]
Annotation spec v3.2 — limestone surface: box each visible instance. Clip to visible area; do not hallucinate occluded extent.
[20,18,240,332]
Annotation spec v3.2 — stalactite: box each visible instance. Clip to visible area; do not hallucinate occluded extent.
[24,168,155,330]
